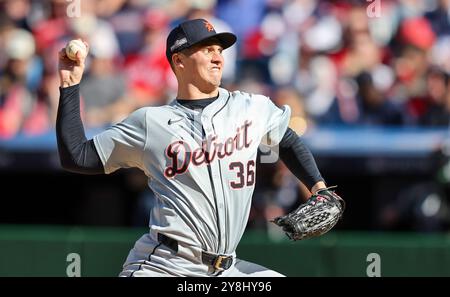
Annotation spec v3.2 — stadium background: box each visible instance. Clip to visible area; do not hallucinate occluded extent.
[1,0,450,276]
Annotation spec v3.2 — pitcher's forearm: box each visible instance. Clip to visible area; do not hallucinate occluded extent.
[56,84,104,174]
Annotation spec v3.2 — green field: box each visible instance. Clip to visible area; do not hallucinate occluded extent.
[1,225,450,277]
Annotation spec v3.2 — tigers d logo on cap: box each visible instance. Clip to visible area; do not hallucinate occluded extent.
[165,18,237,62]
[203,20,214,32]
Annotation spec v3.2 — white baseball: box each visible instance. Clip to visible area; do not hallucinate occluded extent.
[65,39,87,61]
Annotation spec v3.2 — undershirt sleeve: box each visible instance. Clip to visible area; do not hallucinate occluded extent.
[56,84,104,174]
[278,127,324,190]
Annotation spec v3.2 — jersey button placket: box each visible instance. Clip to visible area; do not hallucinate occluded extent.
[201,114,222,252]
[203,114,227,253]
[201,116,212,134]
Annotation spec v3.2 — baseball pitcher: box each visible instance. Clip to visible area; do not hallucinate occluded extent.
[56,19,344,277]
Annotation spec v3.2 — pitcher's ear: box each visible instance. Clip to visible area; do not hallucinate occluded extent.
[172,53,184,69]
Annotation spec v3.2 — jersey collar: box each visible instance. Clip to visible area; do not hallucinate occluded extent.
[171,87,230,118]
[201,87,230,118]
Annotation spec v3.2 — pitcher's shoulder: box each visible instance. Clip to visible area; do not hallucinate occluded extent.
[226,89,270,104]
[140,104,179,114]
[130,104,180,123]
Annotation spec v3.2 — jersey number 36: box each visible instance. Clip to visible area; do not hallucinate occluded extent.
[229,160,255,189]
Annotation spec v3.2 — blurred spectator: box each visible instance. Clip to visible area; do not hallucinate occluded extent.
[35,67,60,129]
[398,17,436,51]
[341,32,385,78]
[61,1,133,127]
[2,0,33,31]
[30,0,72,121]
[2,0,449,133]
[216,0,267,46]
[355,71,404,125]
[32,0,71,54]
[322,71,405,126]
[367,0,399,47]
[274,87,311,135]
[294,52,338,120]
[398,0,429,19]
[430,36,450,74]
[123,8,176,107]
[418,67,450,126]
[95,0,128,19]
[425,0,450,37]
[0,28,49,138]
[394,44,431,120]
[106,0,146,56]
[79,47,130,128]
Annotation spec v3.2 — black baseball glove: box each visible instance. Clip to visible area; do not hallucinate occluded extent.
[271,186,345,241]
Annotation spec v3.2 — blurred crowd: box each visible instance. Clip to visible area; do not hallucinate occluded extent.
[2,0,450,233]
[2,0,450,138]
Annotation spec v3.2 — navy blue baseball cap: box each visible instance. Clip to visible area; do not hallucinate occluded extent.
[166,18,237,62]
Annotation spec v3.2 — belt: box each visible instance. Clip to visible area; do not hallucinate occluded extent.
[158,233,233,271]
[201,251,233,271]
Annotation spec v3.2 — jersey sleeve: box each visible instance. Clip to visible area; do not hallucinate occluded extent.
[93,108,147,174]
[259,96,291,147]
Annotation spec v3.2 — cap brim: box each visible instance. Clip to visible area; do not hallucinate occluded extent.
[197,32,237,50]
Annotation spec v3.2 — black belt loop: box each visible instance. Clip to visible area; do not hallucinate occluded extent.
[158,233,179,253]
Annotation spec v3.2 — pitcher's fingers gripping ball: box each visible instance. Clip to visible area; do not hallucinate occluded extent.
[272,186,346,241]
[65,39,88,61]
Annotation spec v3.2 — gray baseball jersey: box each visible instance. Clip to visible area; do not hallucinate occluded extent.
[93,87,290,268]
